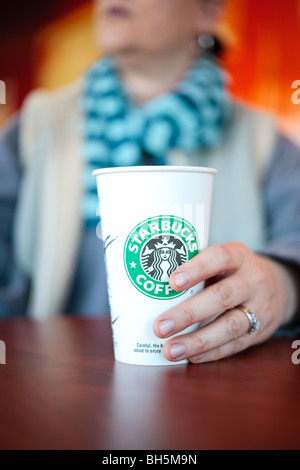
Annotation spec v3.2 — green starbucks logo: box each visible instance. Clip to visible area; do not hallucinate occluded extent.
[124,215,200,300]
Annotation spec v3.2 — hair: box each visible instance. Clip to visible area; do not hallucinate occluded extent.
[206,35,225,58]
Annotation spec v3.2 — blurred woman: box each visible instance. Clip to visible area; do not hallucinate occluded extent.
[0,0,299,363]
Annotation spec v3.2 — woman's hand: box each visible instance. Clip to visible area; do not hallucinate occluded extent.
[153,242,297,363]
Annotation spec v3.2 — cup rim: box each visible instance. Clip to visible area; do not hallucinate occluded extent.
[93,165,217,177]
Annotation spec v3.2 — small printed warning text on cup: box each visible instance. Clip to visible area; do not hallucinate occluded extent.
[134,342,163,355]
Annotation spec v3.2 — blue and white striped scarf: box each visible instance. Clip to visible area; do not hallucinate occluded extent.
[82,56,230,226]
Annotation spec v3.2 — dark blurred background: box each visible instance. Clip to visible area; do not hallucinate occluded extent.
[1,0,300,144]
[0,0,96,119]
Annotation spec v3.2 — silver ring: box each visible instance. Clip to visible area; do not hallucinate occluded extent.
[236,305,261,335]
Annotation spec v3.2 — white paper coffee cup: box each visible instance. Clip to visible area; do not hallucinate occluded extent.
[93,166,216,366]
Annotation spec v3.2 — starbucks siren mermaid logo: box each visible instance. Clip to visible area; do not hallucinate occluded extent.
[141,235,188,282]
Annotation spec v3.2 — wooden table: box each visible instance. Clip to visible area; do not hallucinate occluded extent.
[0,317,299,450]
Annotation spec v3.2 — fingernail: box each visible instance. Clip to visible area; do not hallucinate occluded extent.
[169,343,186,360]
[173,272,190,288]
[159,319,175,337]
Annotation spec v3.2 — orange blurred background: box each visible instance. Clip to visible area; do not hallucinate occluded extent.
[0,0,300,144]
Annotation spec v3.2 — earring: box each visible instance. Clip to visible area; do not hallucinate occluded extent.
[189,33,215,57]
[198,34,215,52]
